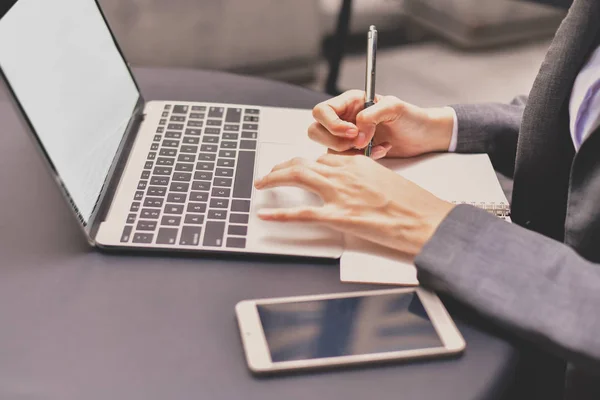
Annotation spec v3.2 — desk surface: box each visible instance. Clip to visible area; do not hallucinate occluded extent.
[0,67,518,400]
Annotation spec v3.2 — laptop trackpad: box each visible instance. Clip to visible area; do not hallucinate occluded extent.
[246,143,343,258]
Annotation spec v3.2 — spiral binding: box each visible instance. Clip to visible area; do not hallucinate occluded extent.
[451,201,511,220]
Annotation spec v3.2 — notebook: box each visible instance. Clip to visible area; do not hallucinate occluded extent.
[340,153,510,286]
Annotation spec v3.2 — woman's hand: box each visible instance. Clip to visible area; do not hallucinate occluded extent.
[254,154,455,257]
[309,90,455,160]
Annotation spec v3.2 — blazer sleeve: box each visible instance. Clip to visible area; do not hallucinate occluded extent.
[450,95,527,178]
[414,204,600,372]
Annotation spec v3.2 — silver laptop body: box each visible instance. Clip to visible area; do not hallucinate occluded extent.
[0,0,343,259]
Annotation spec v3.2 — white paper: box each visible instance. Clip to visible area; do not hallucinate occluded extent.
[340,153,509,286]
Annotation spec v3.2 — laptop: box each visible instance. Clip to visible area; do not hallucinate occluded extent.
[0,0,343,259]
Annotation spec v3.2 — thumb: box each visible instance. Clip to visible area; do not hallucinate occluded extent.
[354,95,404,148]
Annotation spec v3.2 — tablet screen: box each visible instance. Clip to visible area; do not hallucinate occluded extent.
[257,291,443,362]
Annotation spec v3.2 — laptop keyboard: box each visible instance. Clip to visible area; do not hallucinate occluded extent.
[120,104,260,249]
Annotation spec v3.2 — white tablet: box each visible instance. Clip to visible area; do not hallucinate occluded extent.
[235,287,465,374]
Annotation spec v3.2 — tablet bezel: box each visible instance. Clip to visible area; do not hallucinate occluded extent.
[235,287,465,374]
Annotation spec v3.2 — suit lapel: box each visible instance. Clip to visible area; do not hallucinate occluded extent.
[511,0,600,240]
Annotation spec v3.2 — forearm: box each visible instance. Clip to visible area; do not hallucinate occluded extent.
[449,96,527,177]
[415,205,600,372]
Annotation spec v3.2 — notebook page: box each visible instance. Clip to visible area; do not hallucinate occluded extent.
[340,153,509,286]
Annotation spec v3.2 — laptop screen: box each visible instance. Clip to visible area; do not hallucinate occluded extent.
[0,0,140,224]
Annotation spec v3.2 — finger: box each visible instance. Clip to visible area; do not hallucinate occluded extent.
[371,142,392,160]
[268,156,333,177]
[254,166,337,200]
[257,206,326,223]
[312,90,365,138]
[320,142,392,160]
[354,96,405,148]
[308,122,355,152]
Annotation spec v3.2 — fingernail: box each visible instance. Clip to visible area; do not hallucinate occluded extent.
[356,132,366,146]
[254,177,264,188]
[345,128,358,138]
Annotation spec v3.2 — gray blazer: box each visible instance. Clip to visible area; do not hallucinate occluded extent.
[414,0,600,398]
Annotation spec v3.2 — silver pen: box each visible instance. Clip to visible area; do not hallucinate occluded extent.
[364,25,378,157]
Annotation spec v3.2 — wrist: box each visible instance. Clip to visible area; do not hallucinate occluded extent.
[424,107,455,152]
[409,200,456,257]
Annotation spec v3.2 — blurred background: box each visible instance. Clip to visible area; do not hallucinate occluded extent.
[99,0,566,108]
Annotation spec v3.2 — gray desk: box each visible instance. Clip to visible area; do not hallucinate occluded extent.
[0,67,518,400]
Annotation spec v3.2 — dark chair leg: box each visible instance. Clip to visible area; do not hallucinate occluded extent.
[324,0,353,96]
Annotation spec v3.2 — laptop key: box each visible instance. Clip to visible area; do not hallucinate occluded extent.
[167,193,187,203]
[180,145,198,154]
[162,111,169,117]
[170,115,185,122]
[215,168,234,178]
[178,154,195,163]
[196,162,214,171]
[231,199,251,212]
[154,134,162,142]
[187,203,207,214]
[192,181,211,191]
[147,186,166,196]
[133,233,153,244]
[230,213,249,224]
[198,153,216,161]
[201,144,218,152]
[165,131,182,139]
[137,220,157,231]
[144,197,164,208]
[225,108,242,123]
[223,133,238,140]
[219,150,236,158]
[221,141,237,149]
[228,225,248,236]
[141,170,151,179]
[172,172,192,182]
[212,187,230,197]
[210,198,229,209]
[156,157,175,166]
[191,105,206,111]
[203,221,225,247]
[194,171,213,181]
[233,151,255,199]
[183,137,200,145]
[161,216,181,226]
[150,176,169,186]
[170,182,189,192]
[162,140,179,148]
[175,163,193,172]
[164,104,172,110]
[164,204,184,215]
[172,105,188,114]
[150,143,159,151]
[188,121,203,127]
[126,214,136,224]
[208,210,227,220]
[244,115,259,122]
[245,108,260,115]
[185,128,201,136]
[159,148,177,157]
[184,214,204,225]
[147,152,156,160]
[137,181,148,190]
[159,119,166,125]
[144,161,153,169]
[167,123,184,130]
[214,177,232,187]
[242,123,258,131]
[134,191,144,201]
[121,225,133,242]
[226,237,246,249]
[204,128,221,135]
[156,228,178,245]
[180,226,202,246]
[208,107,224,118]
[241,131,258,139]
[153,167,172,176]
[190,112,205,119]
[141,208,160,219]
[156,127,164,134]
[217,159,235,168]
[130,202,141,212]
[223,124,239,131]
[202,136,218,143]
[240,140,257,150]
[206,119,222,127]
[190,191,209,202]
